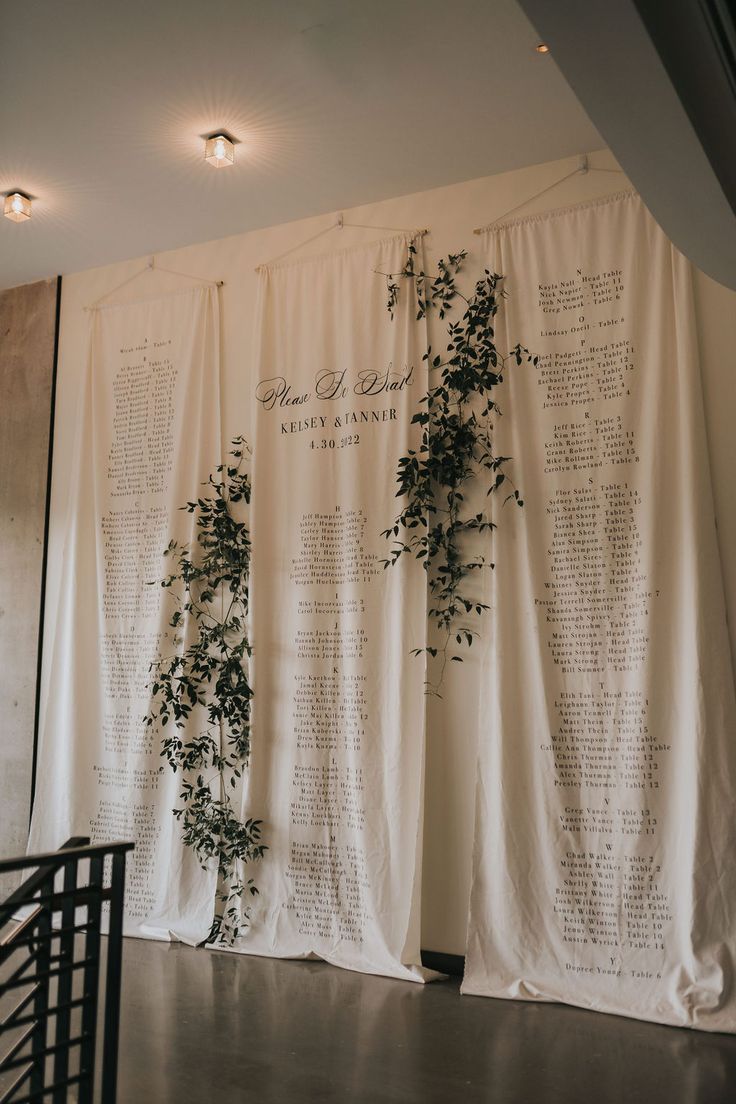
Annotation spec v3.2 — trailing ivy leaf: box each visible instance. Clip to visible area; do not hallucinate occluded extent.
[144,438,265,945]
[379,247,536,693]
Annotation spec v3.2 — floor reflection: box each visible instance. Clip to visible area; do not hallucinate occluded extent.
[117,939,736,1103]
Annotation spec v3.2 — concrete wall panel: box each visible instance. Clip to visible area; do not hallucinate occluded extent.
[0,276,57,895]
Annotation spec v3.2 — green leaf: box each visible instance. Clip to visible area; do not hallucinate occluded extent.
[144,436,264,945]
[379,251,530,694]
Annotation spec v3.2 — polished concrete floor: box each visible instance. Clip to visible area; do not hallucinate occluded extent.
[117,939,736,1104]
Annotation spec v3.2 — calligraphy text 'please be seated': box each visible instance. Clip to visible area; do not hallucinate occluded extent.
[256,364,414,411]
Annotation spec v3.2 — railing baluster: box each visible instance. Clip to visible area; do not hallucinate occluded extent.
[28,872,52,1103]
[101,852,126,1104]
[77,854,103,1104]
[51,855,78,1102]
[0,839,133,1103]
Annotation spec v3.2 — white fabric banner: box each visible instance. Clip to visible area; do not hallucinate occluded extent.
[30,286,222,943]
[463,193,736,1030]
[234,236,432,980]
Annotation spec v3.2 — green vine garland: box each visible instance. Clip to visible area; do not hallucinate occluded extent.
[380,245,537,693]
[145,437,265,943]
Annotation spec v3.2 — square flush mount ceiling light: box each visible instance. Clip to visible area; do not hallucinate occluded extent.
[205,133,235,168]
[4,192,32,221]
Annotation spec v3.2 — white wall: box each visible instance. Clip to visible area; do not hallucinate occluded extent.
[49,150,736,953]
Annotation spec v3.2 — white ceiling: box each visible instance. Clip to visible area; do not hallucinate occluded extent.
[0,0,602,290]
[519,0,736,289]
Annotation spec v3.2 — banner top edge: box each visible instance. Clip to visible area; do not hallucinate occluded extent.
[86,283,218,313]
[257,231,420,275]
[481,189,639,236]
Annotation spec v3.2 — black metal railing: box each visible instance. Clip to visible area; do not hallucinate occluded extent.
[0,837,134,1103]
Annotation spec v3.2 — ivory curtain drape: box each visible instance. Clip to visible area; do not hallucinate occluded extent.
[463,193,736,1031]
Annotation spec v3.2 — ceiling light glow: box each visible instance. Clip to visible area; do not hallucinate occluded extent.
[4,192,32,222]
[536,43,550,53]
[205,133,235,168]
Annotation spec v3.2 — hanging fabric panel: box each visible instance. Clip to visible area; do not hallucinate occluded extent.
[30,286,222,944]
[237,235,433,980]
[463,193,736,1031]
